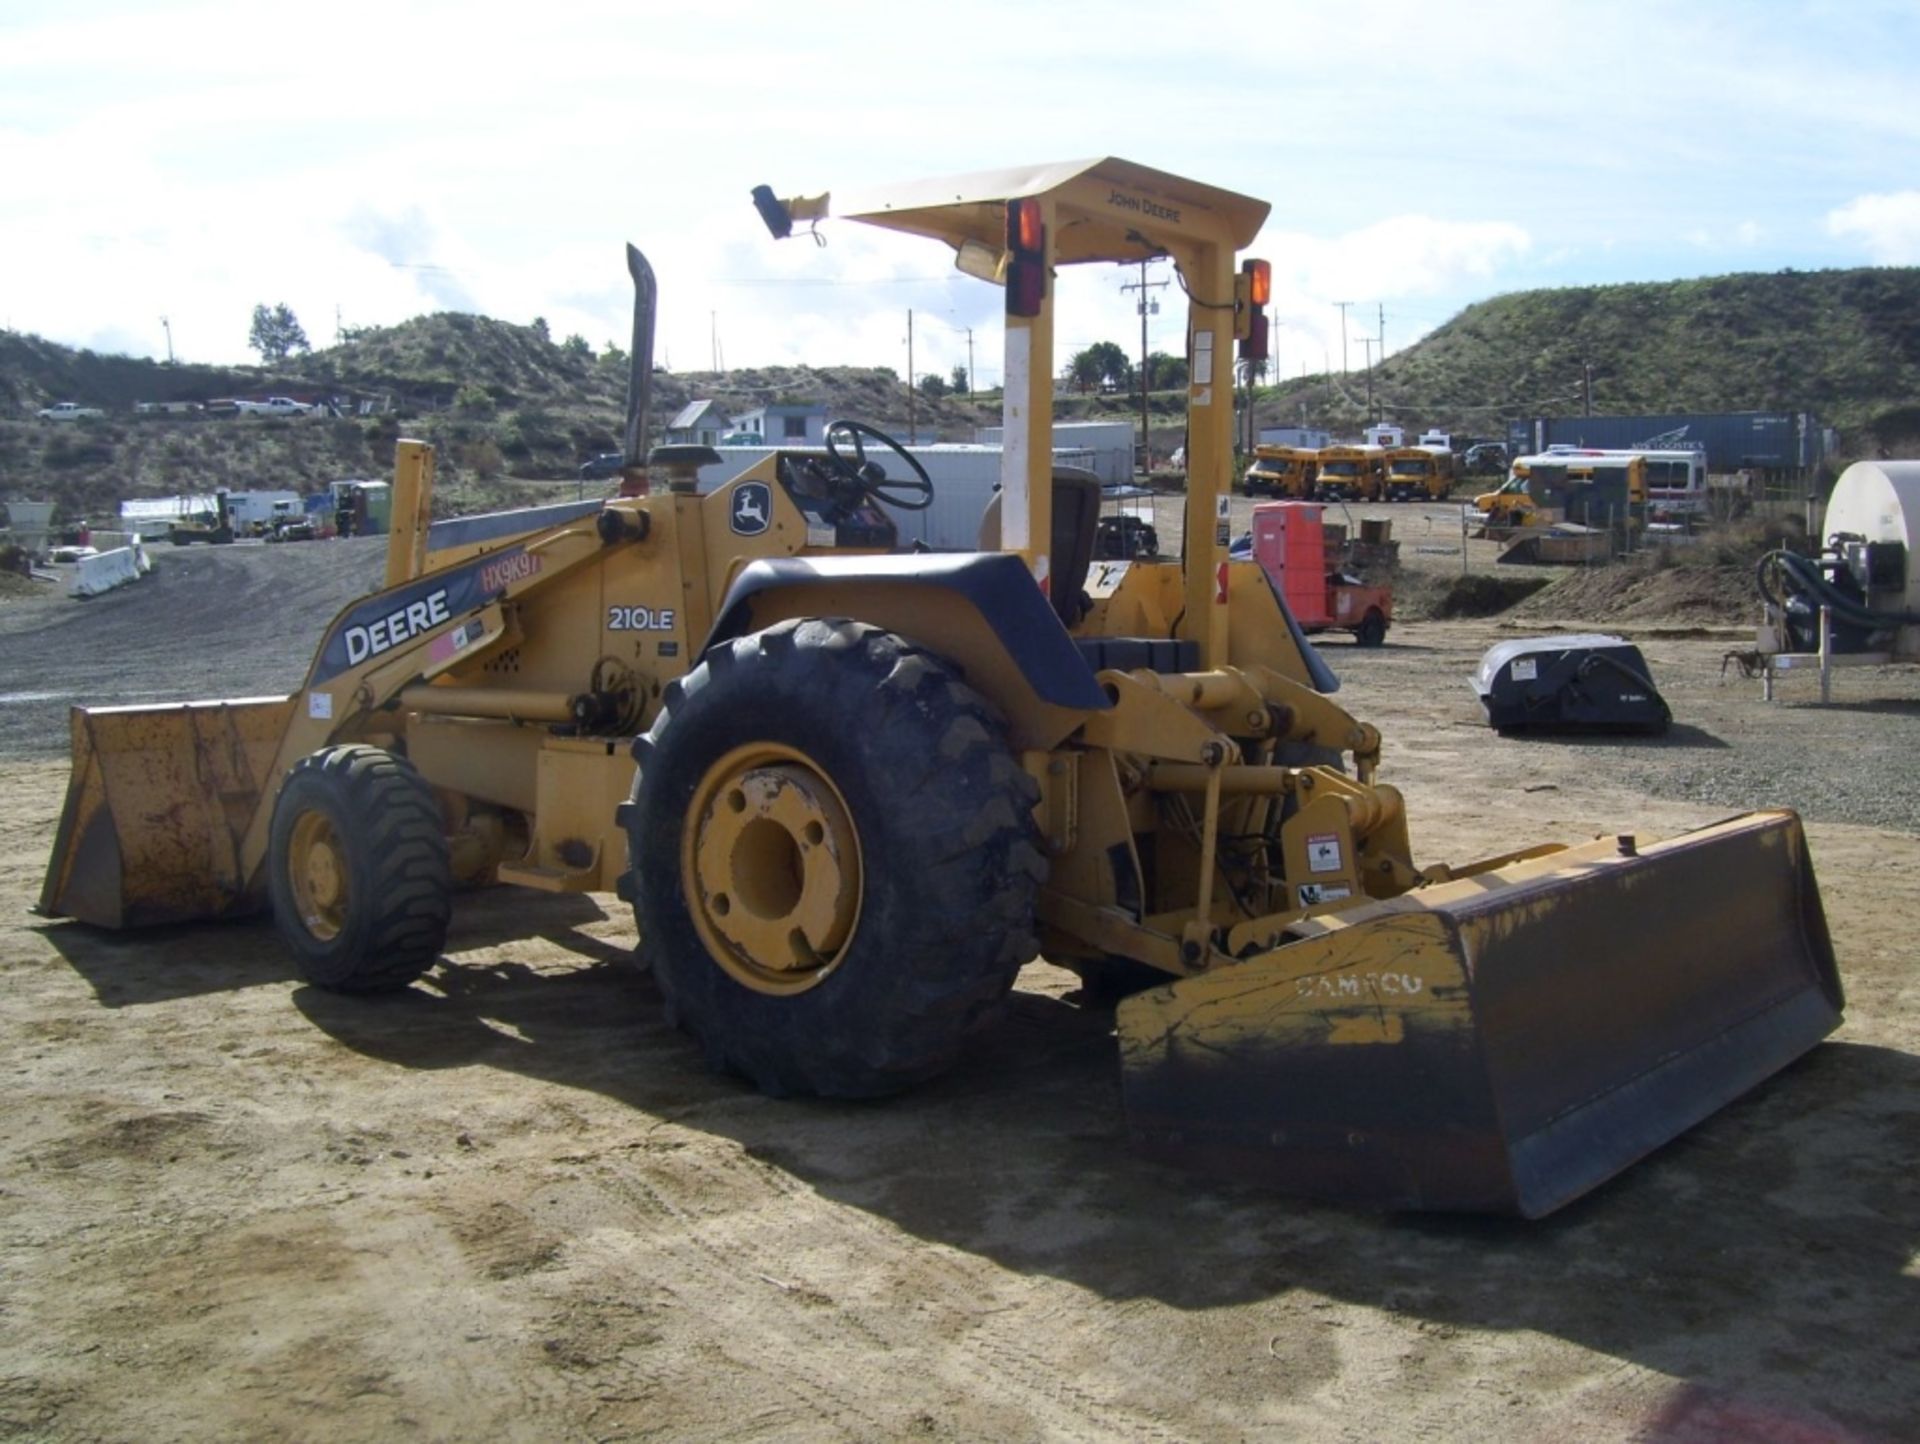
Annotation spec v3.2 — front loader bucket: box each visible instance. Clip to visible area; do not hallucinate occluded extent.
[1118,811,1841,1217]
[39,698,296,929]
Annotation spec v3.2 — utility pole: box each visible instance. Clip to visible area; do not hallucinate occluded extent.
[1377,302,1385,370]
[1121,261,1170,473]
[1360,337,1376,421]
[1334,301,1352,374]
[1583,361,1594,416]
[159,315,173,364]
[907,308,915,444]
[710,312,718,373]
[965,326,975,402]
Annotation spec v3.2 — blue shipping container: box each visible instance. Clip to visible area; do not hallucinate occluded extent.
[1505,413,1825,471]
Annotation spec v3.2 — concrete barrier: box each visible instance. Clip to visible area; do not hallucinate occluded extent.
[68,542,152,599]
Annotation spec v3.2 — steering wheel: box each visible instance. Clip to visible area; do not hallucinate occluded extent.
[823,419,934,511]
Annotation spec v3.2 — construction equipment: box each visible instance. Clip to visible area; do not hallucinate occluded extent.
[1474,452,1647,537]
[167,491,234,546]
[1473,635,1671,733]
[39,158,1841,1217]
[1751,458,1920,701]
[1248,501,1391,645]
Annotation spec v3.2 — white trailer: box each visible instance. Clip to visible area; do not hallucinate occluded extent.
[225,490,305,532]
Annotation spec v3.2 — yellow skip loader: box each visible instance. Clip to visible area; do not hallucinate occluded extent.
[41,159,1840,1216]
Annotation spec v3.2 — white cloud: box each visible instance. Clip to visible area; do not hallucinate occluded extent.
[1826,191,1920,264]
[6,0,1916,376]
[1244,217,1532,376]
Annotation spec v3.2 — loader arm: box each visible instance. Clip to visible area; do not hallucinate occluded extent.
[40,497,645,928]
[251,504,650,884]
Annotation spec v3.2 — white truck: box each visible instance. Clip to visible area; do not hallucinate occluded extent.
[235,396,315,417]
[37,402,105,421]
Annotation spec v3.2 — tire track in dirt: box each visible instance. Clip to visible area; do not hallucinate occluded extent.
[535,1131,1195,1443]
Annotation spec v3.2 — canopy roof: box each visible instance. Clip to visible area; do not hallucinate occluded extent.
[835,157,1269,264]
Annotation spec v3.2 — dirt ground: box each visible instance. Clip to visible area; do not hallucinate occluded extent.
[2,520,1918,1442]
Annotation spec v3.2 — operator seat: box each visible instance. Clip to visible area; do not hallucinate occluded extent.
[977,466,1103,627]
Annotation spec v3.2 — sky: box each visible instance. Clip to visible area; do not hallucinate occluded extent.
[4,0,1919,397]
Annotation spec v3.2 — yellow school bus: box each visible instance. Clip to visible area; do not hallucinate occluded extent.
[1242,444,1318,498]
[1383,445,1455,502]
[1314,444,1385,502]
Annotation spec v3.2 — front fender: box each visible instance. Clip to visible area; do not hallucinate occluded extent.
[706,553,1108,750]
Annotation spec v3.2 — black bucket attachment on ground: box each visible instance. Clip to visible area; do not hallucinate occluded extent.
[1472,634,1671,733]
[1116,811,1841,1217]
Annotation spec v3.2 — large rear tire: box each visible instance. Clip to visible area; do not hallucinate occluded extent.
[624,618,1044,1098]
[268,745,451,993]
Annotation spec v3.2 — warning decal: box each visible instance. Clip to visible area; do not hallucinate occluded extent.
[1307,833,1343,873]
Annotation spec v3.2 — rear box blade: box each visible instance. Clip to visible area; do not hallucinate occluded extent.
[1117,811,1841,1217]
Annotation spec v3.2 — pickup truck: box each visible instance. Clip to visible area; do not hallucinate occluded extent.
[37,402,105,421]
[235,396,315,417]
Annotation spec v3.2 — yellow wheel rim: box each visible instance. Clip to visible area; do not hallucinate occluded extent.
[287,809,349,942]
[682,742,863,995]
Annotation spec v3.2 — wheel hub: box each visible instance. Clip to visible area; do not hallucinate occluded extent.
[686,745,861,994]
[288,810,347,942]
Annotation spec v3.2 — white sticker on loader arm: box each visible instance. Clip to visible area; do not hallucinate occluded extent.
[1306,833,1342,873]
[308,691,333,720]
[1296,882,1351,907]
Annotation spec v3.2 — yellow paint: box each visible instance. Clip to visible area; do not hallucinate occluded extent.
[681,741,863,995]
[1117,909,1474,1067]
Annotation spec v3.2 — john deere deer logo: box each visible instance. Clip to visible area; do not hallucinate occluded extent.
[731,482,772,536]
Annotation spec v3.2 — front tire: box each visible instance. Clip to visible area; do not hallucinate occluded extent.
[1356,610,1388,647]
[268,745,451,992]
[625,618,1044,1098]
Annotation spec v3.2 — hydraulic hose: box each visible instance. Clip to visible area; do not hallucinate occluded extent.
[1756,548,1920,630]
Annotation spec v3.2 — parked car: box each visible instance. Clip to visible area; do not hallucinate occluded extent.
[134,400,204,417]
[578,451,626,480]
[37,402,105,421]
[265,516,317,543]
[235,396,315,417]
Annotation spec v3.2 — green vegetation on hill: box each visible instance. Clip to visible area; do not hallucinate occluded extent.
[0,313,995,524]
[1261,266,1920,451]
[8,263,1920,525]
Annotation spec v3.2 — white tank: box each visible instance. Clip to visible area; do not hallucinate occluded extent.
[1826,461,1920,605]
[1824,460,1920,656]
